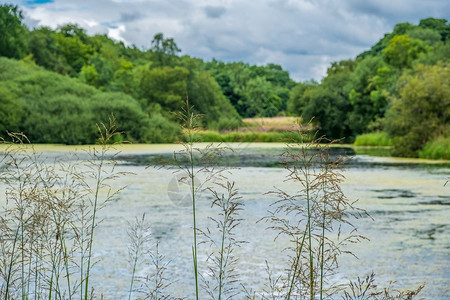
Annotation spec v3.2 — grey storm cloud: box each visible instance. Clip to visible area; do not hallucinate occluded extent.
[10,0,450,81]
[119,11,145,23]
[204,5,226,19]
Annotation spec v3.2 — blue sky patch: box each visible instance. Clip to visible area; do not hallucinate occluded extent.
[25,0,54,5]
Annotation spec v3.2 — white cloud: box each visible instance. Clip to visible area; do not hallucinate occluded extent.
[9,0,450,81]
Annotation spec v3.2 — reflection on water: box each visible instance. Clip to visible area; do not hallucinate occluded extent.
[1,145,449,299]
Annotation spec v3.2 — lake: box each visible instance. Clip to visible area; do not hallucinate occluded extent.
[1,143,449,299]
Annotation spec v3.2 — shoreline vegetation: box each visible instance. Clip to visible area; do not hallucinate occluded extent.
[0,4,448,160]
[0,111,447,160]
[0,111,428,299]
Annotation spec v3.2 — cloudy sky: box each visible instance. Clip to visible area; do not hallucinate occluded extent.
[7,0,450,81]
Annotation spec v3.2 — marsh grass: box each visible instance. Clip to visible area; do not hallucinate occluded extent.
[258,128,370,299]
[0,117,128,299]
[127,213,173,299]
[199,181,244,299]
[185,130,308,143]
[158,99,245,299]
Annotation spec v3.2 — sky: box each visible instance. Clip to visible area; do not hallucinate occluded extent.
[6,0,450,81]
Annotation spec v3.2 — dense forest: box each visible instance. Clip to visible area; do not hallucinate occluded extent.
[0,4,449,157]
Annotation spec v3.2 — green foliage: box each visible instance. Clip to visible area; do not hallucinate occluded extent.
[55,26,94,75]
[0,4,28,59]
[346,56,386,135]
[407,27,442,45]
[385,63,450,157]
[151,32,181,67]
[205,60,294,117]
[187,70,241,130]
[0,57,179,144]
[286,80,317,115]
[0,14,448,153]
[418,18,450,42]
[0,83,24,134]
[139,66,189,113]
[89,93,161,143]
[383,35,428,69]
[79,64,99,87]
[293,60,355,140]
[291,18,448,149]
[418,135,450,160]
[144,114,180,143]
[354,132,392,147]
[242,76,283,117]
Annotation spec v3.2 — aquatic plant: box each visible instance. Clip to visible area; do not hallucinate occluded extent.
[162,98,243,299]
[0,117,126,299]
[259,127,369,299]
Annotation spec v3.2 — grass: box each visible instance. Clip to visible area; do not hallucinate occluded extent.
[354,132,393,147]
[181,116,313,144]
[242,116,301,130]
[0,108,426,299]
[0,118,126,299]
[419,136,450,160]
[184,130,310,143]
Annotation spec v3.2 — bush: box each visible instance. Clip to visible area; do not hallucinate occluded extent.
[0,57,181,144]
[144,114,180,143]
[419,136,450,160]
[354,132,392,146]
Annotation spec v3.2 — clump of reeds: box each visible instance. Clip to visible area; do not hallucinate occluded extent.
[342,272,424,300]
[127,213,173,300]
[200,181,244,299]
[0,117,127,299]
[260,126,369,299]
[0,132,83,299]
[160,98,245,299]
[258,123,424,299]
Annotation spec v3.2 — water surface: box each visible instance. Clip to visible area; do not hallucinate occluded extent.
[1,144,449,298]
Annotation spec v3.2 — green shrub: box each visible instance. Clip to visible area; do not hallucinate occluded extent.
[186,130,309,143]
[354,132,392,146]
[0,57,181,144]
[419,136,450,160]
[144,114,180,143]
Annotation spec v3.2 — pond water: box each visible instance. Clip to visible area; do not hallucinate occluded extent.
[1,143,449,299]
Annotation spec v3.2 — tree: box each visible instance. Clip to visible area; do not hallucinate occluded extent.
[383,35,427,69]
[242,76,283,117]
[187,70,241,130]
[79,64,99,87]
[297,60,355,140]
[139,66,189,113]
[151,33,181,67]
[346,56,389,135]
[407,27,442,45]
[0,4,28,59]
[56,24,94,75]
[0,83,23,136]
[418,18,449,42]
[385,63,450,157]
[29,27,70,73]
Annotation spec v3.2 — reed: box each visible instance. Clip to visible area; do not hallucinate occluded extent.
[163,98,239,299]
[0,117,126,299]
[260,126,369,299]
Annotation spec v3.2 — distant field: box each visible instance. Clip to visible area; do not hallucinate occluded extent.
[240,116,304,132]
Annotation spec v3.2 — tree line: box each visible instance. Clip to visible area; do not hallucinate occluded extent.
[287,18,449,156]
[0,4,448,157]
